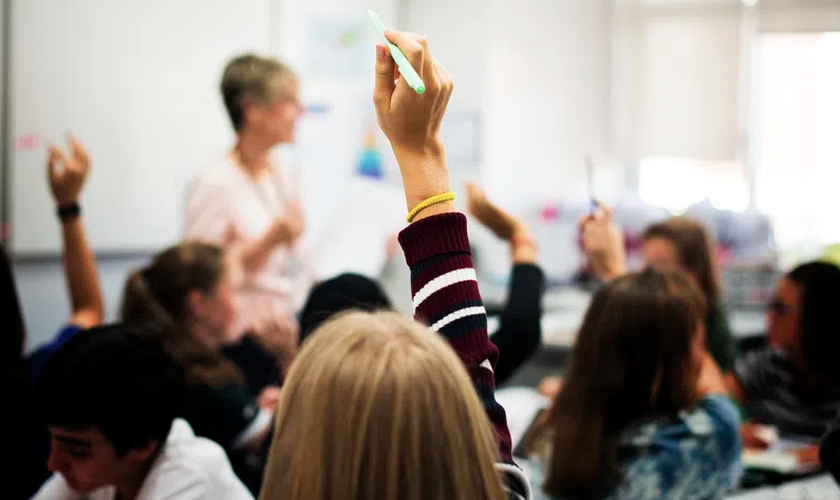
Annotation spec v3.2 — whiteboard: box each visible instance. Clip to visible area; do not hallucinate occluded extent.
[9,0,271,255]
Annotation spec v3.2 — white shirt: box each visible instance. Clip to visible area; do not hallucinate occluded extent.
[32,419,254,500]
[185,156,311,326]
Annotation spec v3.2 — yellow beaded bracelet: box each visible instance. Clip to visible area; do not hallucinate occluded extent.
[406,192,456,223]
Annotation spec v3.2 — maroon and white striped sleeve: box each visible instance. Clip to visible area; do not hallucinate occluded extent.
[398,212,514,463]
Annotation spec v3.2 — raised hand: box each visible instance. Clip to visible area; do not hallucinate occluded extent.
[47,135,91,206]
[466,182,525,242]
[580,203,626,282]
[373,30,454,214]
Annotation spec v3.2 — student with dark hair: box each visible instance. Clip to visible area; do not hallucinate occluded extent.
[121,242,295,492]
[525,269,741,499]
[729,261,840,442]
[2,136,105,499]
[31,325,252,499]
[298,273,392,344]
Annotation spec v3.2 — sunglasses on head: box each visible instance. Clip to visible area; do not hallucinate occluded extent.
[767,298,791,316]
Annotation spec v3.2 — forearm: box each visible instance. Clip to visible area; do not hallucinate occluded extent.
[724,373,746,404]
[510,231,538,265]
[594,257,626,283]
[61,216,104,325]
[400,212,513,463]
[493,264,545,385]
[237,229,291,272]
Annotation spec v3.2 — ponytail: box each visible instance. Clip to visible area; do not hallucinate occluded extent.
[120,244,242,387]
[121,269,178,329]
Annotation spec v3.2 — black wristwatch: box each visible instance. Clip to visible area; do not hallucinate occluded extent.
[57,202,81,221]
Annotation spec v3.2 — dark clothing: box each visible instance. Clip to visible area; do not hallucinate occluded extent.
[180,382,265,494]
[820,410,840,483]
[706,304,737,372]
[736,347,840,439]
[223,336,281,395]
[491,263,545,385]
[27,325,82,389]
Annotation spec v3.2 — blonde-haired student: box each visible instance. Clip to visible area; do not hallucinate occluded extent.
[259,30,530,500]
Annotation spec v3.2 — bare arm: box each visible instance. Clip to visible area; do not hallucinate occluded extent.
[580,204,627,283]
[48,137,104,328]
[61,217,103,328]
[724,373,746,404]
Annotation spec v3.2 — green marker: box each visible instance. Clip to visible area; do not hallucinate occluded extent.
[366,8,426,94]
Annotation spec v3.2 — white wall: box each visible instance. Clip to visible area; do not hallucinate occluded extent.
[405,0,615,206]
[484,0,613,204]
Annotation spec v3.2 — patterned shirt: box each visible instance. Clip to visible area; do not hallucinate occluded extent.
[736,347,840,439]
[527,395,742,500]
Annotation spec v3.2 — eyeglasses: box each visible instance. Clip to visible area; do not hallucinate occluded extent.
[766,298,791,316]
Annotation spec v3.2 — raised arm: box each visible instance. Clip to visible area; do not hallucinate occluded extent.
[47,136,104,328]
[580,204,627,283]
[373,30,513,463]
[466,182,544,384]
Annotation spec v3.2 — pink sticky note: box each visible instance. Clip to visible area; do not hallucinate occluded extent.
[1,223,10,240]
[15,132,41,151]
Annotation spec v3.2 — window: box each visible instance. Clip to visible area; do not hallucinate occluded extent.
[752,32,840,259]
[639,157,750,214]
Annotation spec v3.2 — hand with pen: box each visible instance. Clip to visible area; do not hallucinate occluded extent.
[373,30,454,217]
[580,203,627,283]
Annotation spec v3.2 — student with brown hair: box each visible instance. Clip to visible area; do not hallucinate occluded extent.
[526,269,741,499]
[121,243,297,493]
[259,30,529,500]
[581,208,736,371]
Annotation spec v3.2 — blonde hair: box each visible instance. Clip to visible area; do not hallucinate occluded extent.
[220,53,295,131]
[259,311,507,500]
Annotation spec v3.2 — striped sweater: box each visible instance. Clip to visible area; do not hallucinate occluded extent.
[399,212,531,500]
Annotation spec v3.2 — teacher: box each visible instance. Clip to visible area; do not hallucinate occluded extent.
[186,53,310,337]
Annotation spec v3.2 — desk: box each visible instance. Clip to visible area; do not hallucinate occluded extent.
[727,474,840,499]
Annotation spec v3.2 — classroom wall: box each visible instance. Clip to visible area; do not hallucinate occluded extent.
[12,0,626,349]
[16,0,405,352]
[16,256,148,351]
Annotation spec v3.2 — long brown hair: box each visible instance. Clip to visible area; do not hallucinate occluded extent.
[644,217,721,308]
[120,242,241,386]
[539,269,704,498]
[260,311,507,500]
